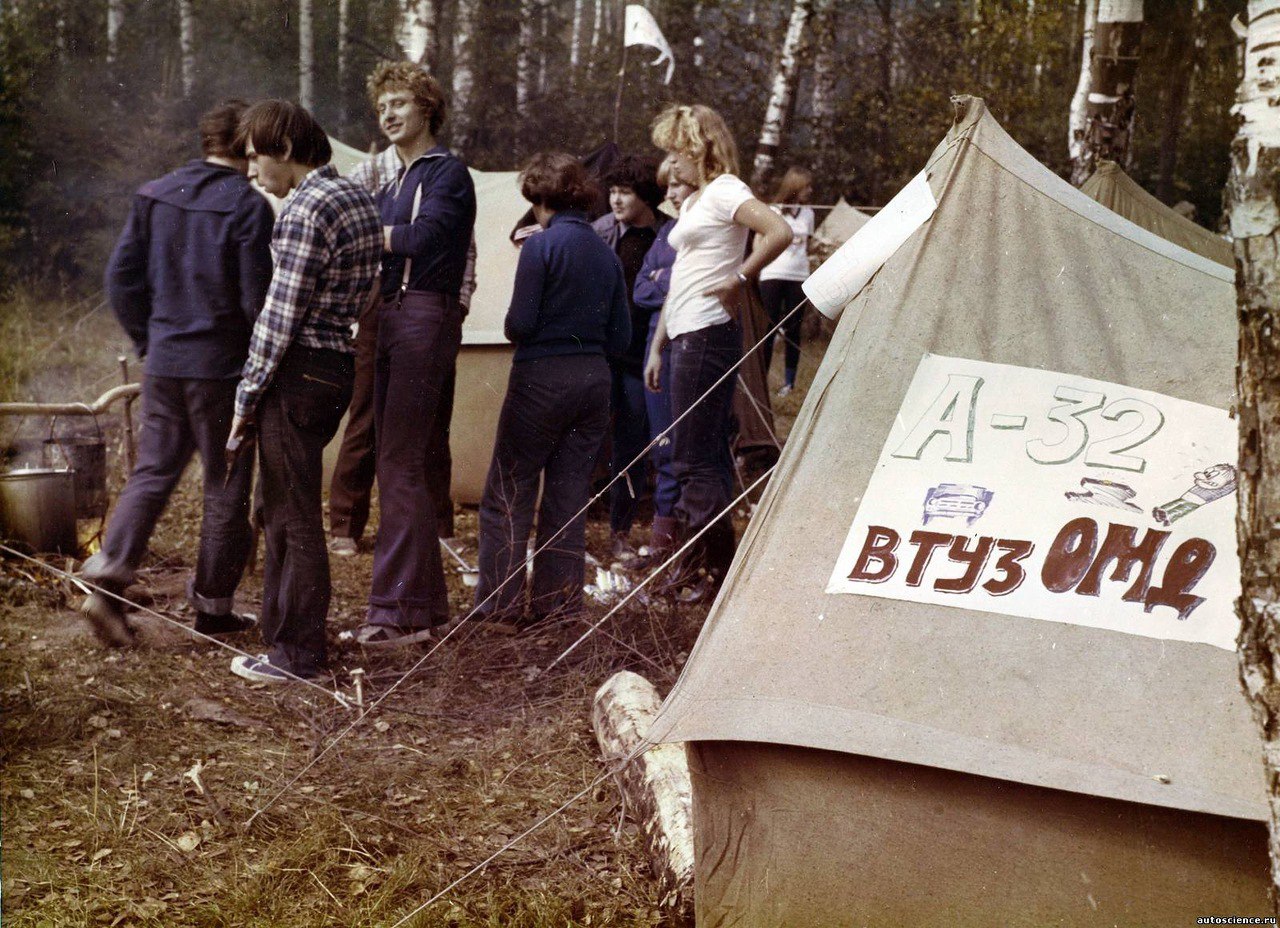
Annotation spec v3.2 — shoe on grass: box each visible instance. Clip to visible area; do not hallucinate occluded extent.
[354,624,436,649]
[194,611,258,638]
[776,383,794,398]
[81,592,136,648]
[230,653,315,684]
[328,537,358,557]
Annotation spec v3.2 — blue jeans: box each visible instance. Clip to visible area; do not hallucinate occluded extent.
[758,278,805,387]
[83,375,254,615]
[368,292,463,630]
[609,363,650,534]
[476,355,610,621]
[256,347,353,676]
[669,319,740,577]
[644,314,677,519]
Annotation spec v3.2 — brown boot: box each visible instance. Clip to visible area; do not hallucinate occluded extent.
[81,591,136,648]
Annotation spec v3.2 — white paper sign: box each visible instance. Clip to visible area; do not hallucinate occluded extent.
[827,355,1240,650]
[802,171,937,320]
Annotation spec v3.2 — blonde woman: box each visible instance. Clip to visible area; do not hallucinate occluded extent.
[644,104,792,599]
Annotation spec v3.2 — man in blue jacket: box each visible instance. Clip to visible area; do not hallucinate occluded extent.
[80,100,275,648]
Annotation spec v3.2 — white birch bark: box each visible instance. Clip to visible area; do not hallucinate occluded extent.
[538,0,549,95]
[107,0,124,65]
[588,0,603,79]
[451,0,480,152]
[1068,0,1099,164]
[178,0,196,98]
[338,0,349,121]
[1232,0,1280,903]
[397,0,436,67]
[516,0,537,118]
[809,0,837,178]
[751,0,811,190]
[298,0,314,110]
[1070,0,1143,185]
[570,0,585,76]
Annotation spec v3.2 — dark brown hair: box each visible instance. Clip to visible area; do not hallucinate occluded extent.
[236,100,332,168]
[200,99,250,158]
[604,154,664,210]
[366,61,447,136]
[520,152,599,212]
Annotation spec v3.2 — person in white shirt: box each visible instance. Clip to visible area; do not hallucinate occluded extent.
[758,166,814,397]
[643,104,792,600]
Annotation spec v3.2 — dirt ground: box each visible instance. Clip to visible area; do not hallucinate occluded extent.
[0,296,822,926]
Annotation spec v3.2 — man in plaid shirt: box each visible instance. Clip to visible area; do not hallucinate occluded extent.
[227,100,382,685]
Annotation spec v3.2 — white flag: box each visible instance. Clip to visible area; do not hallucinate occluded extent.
[624,5,675,85]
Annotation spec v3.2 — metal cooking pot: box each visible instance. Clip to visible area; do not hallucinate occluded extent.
[0,468,78,554]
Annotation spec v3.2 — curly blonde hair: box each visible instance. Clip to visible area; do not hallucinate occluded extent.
[366,61,447,135]
[650,104,739,185]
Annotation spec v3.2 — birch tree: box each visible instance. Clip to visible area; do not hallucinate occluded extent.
[1070,0,1144,186]
[570,0,585,81]
[451,0,480,153]
[751,0,811,190]
[397,0,437,67]
[178,0,195,97]
[516,0,537,121]
[1233,0,1280,903]
[338,0,349,121]
[1069,0,1100,168]
[107,0,123,66]
[299,0,314,110]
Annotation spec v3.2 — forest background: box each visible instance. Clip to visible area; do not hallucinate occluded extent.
[0,0,1247,295]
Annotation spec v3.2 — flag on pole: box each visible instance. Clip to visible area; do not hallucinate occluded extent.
[624,5,675,85]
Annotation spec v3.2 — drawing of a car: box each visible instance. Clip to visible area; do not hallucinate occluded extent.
[923,483,994,526]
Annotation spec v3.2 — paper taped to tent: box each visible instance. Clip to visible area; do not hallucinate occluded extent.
[323,138,526,505]
[1080,159,1234,268]
[647,97,1267,925]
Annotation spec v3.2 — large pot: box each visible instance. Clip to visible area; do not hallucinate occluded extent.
[0,468,78,554]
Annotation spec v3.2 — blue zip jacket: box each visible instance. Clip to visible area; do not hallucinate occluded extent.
[633,218,677,313]
[505,211,631,363]
[105,159,275,380]
[379,146,477,299]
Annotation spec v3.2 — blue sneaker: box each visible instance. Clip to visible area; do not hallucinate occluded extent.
[230,653,314,685]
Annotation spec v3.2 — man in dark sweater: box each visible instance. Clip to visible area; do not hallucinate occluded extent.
[80,100,275,648]
[591,155,671,558]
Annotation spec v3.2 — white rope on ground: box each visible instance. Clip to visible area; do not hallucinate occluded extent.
[245,298,810,825]
[0,543,352,707]
[385,741,651,928]
[541,463,776,676]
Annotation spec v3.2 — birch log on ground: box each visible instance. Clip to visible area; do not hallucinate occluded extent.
[751,0,812,191]
[1070,0,1143,186]
[1232,0,1280,906]
[592,671,693,910]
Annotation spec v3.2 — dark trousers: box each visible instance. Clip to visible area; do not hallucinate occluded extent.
[256,347,353,676]
[82,375,253,614]
[329,297,458,542]
[758,278,805,386]
[644,314,678,519]
[475,355,610,621]
[669,319,740,578]
[609,363,650,535]
[368,292,463,629]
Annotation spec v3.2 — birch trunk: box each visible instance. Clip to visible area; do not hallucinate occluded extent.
[588,0,603,80]
[107,0,124,65]
[451,0,480,153]
[338,0,349,121]
[298,0,314,111]
[178,0,195,97]
[397,0,437,67]
[1155,0,1194,203]
[1068,0,1099,167]
[751,0,811,191]
[809,0,836,132]
[570,0,584,79]
[1233,0,1280,905]
[516,0,537,119]
[538,0,548,95]
[1070,0,1143,186]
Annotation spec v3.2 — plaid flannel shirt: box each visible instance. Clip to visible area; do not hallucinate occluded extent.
[235,165,382,421]
[348,146,477,313]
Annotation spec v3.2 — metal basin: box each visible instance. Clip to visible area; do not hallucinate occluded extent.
[0,468,78,554]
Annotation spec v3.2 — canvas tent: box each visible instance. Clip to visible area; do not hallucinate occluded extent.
[322,139,527,505]
[810,196,871,257]
[1080,160,1234,268]
[646,97,1268,925]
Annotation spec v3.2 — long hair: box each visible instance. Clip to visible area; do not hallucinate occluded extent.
[771,167,813,206]
[650,104,739,186]
[236,100,332,168]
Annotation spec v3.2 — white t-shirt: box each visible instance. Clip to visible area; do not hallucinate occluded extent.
[665,173,755,339]
[759,206,813,282]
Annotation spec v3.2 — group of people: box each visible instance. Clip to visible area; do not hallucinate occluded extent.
[79,59,811,686]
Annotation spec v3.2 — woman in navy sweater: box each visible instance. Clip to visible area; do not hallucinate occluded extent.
[474,153,631,625]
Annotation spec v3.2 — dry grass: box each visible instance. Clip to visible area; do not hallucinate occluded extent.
[1,294,826,926]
